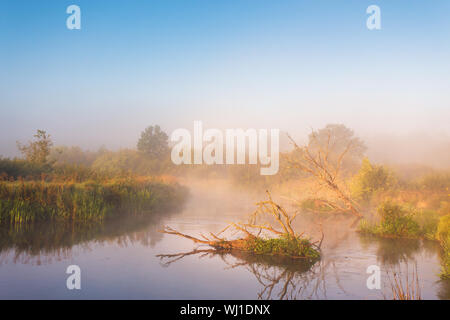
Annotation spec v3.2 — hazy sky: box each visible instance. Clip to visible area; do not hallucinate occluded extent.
[1,0,449,161]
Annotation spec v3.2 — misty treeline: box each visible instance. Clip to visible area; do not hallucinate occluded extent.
[0,124,448,215]
[1,124,448,188]
[1,124,449,220]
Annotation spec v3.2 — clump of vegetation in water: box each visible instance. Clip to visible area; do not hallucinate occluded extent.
[359,201,450,279]
[245,235,320,261]
[359,201,421,238]
[161,192,322,261]
[0,179,188,224]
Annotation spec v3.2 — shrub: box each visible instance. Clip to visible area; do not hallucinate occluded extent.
[359,201,420,238]
[377,201,420,237]
[0,158,52,180]
[350,158,396,202]
[411,208,440,240]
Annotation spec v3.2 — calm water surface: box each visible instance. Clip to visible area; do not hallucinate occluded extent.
[0,184,448,299]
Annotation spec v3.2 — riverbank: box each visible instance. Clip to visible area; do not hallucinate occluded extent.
[0,177,188,224]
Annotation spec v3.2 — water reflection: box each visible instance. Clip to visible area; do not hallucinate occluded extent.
[157,248,330,299]
[359,236,424,265]
[358,235,449,300]
[0,211,177,265]
[0,193,448,299]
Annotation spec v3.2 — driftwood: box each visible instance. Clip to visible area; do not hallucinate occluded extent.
[160,191,323,255]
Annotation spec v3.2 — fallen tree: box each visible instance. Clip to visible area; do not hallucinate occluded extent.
[285,126,364,222]
[160,191,322,261]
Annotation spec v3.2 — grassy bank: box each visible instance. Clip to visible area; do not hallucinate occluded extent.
[0,178,188,224]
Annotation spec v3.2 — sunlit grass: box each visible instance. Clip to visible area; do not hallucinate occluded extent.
[244,235,321,261]
[0,178,188,224]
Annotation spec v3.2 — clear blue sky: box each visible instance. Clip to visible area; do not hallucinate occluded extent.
[1,0,449,156]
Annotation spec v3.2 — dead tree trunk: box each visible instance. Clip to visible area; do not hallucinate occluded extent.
[286,131,362,219]
[160,191,323,255]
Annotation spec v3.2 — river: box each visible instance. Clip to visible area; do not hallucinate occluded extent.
[0,182,448,299]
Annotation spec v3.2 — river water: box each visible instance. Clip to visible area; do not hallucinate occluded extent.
[0,183,448,299]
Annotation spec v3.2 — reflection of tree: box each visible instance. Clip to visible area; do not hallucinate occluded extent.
[359,235,422,265]
[157,248,335,300]
[437,278,450,300]
[0,210,179,265]
[358,235,450,300]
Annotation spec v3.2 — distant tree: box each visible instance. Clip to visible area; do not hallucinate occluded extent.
[137,125,169,159]
[286,124,366,218]
[307,124,366,174]
[16,130,53,164]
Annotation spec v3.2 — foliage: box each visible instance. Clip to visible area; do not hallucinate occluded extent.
[417,172,450,191]
[437,214,450,279]
[0,158,51,180]
[245,235,320,261]
[359,201,421,238]
[0,179,188,224]
[411,208,440,240]
[359,203,449,279]
[137,125,169,159]
[350,158,396,202]
[16,130,53,164]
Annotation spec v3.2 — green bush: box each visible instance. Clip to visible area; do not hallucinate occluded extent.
[350,158,396,202]
[244,235,320,261]
[437,214,450,279]
[378,202,421,237]
[411,208,440,240]
[359,201,420,238]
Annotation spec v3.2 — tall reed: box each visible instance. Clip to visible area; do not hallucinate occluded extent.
[386,263,421,300]
[0,178,188,224]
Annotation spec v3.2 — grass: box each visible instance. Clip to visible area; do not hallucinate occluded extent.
[0,178,188,224]
[386,263,422,300]
[244,234,320,261]
[359,201,421,238]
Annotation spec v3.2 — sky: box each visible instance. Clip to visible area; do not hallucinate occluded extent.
[1,0,449,164]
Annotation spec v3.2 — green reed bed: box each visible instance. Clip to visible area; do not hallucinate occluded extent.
[358,201,422,239]
[0,179,188,224]
[244,235,321,262]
